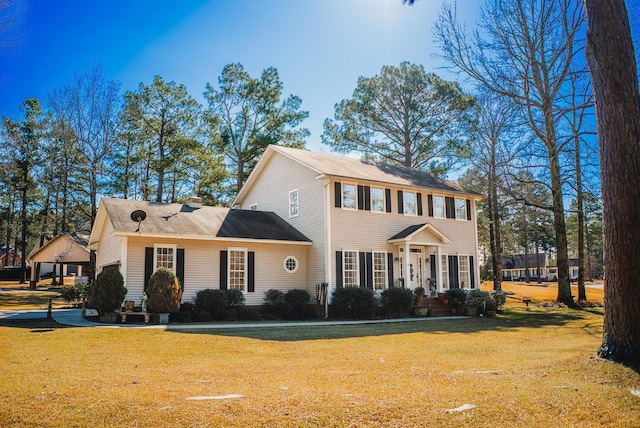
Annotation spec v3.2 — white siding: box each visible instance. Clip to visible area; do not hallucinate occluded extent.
[124,236,308,306]
[238,153,327,289]
[96,220,122,271]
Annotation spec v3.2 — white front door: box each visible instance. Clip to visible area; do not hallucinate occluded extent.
[409,251,424,289]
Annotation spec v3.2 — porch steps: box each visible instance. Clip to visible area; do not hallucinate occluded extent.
[421,297,456,317]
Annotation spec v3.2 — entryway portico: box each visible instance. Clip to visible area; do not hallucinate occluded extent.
[388,223,451,296]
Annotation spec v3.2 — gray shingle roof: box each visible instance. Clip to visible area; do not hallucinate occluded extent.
[100,198,310,242]
[273,146,482,196]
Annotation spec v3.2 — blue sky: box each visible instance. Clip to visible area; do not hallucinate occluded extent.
[0,0,483,152]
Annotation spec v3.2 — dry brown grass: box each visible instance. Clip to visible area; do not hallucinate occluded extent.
[1,303,639,427]
[482,280,605,307]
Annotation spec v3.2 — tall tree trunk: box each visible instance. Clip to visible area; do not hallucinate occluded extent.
[488,162,502,290]
[585,0,640,366]
[19,168,28,284]
[523,207,530,283]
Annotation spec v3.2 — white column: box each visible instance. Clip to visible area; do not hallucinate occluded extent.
[403,242,410,288]
[435,245,442,292]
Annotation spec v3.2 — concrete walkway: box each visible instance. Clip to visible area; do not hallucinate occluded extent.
[0,308,461,330]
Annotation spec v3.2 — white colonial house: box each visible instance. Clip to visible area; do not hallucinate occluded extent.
[88,145,483,311]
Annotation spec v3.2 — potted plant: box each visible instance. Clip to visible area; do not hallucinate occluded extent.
[413,287,425,306]
[146,267,183,324]
[444,288,466,315]
[88,269,127,323]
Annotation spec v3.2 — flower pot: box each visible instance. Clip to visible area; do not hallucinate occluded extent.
[451,307,457,315]
[438,292,445,303]
[443,298,449,306]
[414,307,428,317]
[158,313,170,324]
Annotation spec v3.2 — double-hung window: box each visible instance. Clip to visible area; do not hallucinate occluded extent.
[455,198,466,220]
[343,251,359,287]
[404,191,416,215]
[228,248,247,291]
[342,183,356,210]
[441,254,449,289]
[371,187,385,213]
[154,244,176,272]
[434,195,445,218]
[373,252,387,289]
[289,189,299,218]
[459,255,470,288]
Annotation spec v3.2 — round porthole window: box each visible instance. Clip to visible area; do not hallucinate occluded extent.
[284,256,298,273]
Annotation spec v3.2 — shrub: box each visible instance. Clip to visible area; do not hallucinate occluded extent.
[480,267,494,281]
[444,288,467,309]
[330,287,377,319]
[170,302,195,323]
[284,289,311,319]
[490,290,507,309]
[89,269,127,315]
[195,289,246,321]
[237,305,262,321]
[60,282,89,306]
[146,267,182,313]
[264,289,285,305]
[380,287,414,317]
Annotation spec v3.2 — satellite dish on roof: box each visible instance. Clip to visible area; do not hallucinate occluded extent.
[130,210,147,232]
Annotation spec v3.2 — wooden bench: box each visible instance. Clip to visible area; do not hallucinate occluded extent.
[120,311,150,324]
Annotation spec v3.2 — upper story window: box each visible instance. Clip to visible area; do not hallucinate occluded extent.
[371,187,384,212]
[455,198,466,220]
[154,244,176,272]
[289,189,299,218]
[404,191,416,215]
[433,195,445,218]
[342,183,356,210]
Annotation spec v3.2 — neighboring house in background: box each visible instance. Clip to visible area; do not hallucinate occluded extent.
[88,197,311,306]
[234,145,483,300]
[88,145,483,311]
[27,234,91,287]
[486,253,580,281]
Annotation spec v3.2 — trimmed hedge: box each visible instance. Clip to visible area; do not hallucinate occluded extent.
[330,287,377,319]
[195,289,246,321]
[380,287,414,317]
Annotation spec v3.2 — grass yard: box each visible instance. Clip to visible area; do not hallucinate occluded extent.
[2,305,639,426]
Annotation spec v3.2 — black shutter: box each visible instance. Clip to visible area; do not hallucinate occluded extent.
[397,190,404,214]
[366,252,373,289]
[364,186,371,211]
[430,254,436,282]
[176,249,185,291]
[359,252,366,287]
[448,255,459,288]
[336,251,343,288]
[387,252,394,287]
[248,251,255,292]
[470,255,475,289]
[445,197,455,219]
[144,247,153,290]
[385,189,392,213]
[428,195,434,217]
[220,250,228,290]
[357,185,365,210]
[417,193,423,216]
[335,182,342,208]
[466,199,472,221]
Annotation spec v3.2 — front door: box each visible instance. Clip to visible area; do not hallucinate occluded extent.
[409,251,424,289]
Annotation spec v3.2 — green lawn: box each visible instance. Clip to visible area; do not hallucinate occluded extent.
[1,306,639,427]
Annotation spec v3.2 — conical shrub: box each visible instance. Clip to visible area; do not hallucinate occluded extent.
[146,267,182,313]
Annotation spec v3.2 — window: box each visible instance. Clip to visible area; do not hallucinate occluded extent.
[284,256,298,273]
[433,195,445,218]
[373,252,387,289]
[371,187,385,212]
[404,191,416,215]
[343,251,359,287]
[342,183,356,210]
[228,248,247,291]
[455,198,466,220]
[441,254,449,289]
[249,203,258,211]
[154,244,176,272]
[289,189,299,218]
[459,255,470,288]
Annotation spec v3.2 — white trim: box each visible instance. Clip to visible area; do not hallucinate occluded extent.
[121,236,128,289]
[341,182,357,211]
[433,194,445,219]
[289,188,299,218]
[112,232,312,246]
[342,250,359,287]
[284,256,299,273]
[153,243,177,273]
[227,247,248,292]
[370,186,385,213]
[455,197,466,221]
